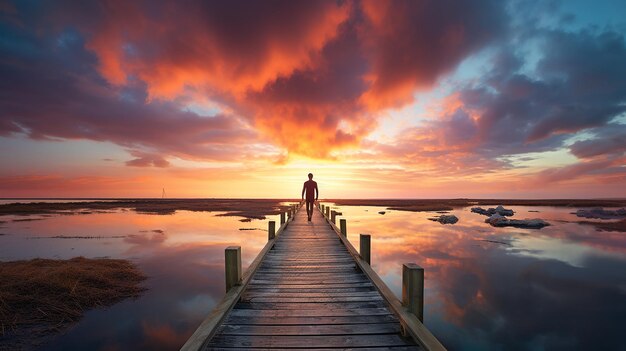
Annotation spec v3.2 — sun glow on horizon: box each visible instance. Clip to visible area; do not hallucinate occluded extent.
[1,0,625,199]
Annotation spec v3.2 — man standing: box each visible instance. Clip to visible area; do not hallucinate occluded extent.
[301,173,319,221]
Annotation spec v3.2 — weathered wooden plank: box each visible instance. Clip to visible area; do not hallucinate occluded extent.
[253,272,365,277]
[217,323,401,336]
[223,314,399,325]
[276,239,338,241]
[228,307,393,318]
[208,347,420,351]
[244,291,381,298]
[246,282,375,289]
[206,334,415,348]
[261,261,356,266]
[244,286,376,293]
[234,301,389,310]
[262,258,355,263]
[255,269,358,274]
[258,263,356,268]
[273,242,343,246]
[250,278,369,285]
[250,278,371,285]
[245,296,384,303]
[257,268,358,273]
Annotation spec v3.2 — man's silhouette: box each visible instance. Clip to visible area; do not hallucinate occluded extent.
[301,173,319,221]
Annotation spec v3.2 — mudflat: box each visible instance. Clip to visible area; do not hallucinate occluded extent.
[329,198,626,212]
[0,199,296,219]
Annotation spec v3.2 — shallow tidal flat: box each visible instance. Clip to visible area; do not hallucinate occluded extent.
[0,198,625,350]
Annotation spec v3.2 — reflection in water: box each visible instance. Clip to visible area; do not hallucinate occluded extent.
[325,204,626,351]
[0,210,273,350]
[1,204,625,350]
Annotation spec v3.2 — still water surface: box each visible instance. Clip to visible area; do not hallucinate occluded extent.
[0,201,624,350]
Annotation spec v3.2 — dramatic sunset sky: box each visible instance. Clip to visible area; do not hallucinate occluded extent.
[1,0,625,198]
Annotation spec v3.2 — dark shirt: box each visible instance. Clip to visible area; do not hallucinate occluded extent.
[302,180,318,201]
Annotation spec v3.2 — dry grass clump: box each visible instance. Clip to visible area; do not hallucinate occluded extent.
[0,257,146,346]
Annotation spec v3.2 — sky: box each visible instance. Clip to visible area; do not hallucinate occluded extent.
[1,0,625,199]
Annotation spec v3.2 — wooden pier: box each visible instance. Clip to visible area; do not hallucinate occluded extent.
[182,203,446,350]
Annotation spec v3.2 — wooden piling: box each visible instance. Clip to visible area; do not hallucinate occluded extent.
[268,221,275,241]
[360,234,371,264]
[331,210,337,224]
[280,212,285,225]
[225,246,242,292]
[402,263,424,322]
[340,219,347,236]
[325,206,330,218]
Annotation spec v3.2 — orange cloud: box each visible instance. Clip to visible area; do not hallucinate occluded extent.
[44,0,504,159]
[83,1,350,100]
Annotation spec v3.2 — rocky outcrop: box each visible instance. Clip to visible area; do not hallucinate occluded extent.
[428,214,458,224]
[574,208,626,219]
[471,205,514,216]
[484,213,549,229]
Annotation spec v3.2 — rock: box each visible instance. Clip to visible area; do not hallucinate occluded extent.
[494,205,514,216]
[485,213,508,226]
[485,213,549,229]
[574,207,626,219]
[428,214,458,224]
[471,207,490,215]
[378,211,386,215]
[472,206,514,216]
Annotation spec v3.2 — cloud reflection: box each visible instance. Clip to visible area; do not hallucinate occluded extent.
[334,205,626,350]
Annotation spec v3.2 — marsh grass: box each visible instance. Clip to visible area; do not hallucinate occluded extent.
[0,257,146,348]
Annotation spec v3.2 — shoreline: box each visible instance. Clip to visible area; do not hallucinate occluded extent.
[0,199,296,219]
[1,198,625,219]
[329,198,626,211]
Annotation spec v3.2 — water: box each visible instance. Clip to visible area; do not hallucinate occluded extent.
[322,204,626,351]
[1,202,625,350]
[0,207,279,350]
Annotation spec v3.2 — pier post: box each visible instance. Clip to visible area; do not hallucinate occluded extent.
[331,210,337,224]
[280,212,285,225]
[325,206,330,218]
[321,204,324,212]
[402,263,424,322]
[340,219,347,236]
[360,234,371,264]
[268,221,276,241]
[225,246,242,292]
[287,210,292,220]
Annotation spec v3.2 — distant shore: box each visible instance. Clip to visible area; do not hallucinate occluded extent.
[0,199,295,219]
[1,198,625,219]
[329,198,626,211]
